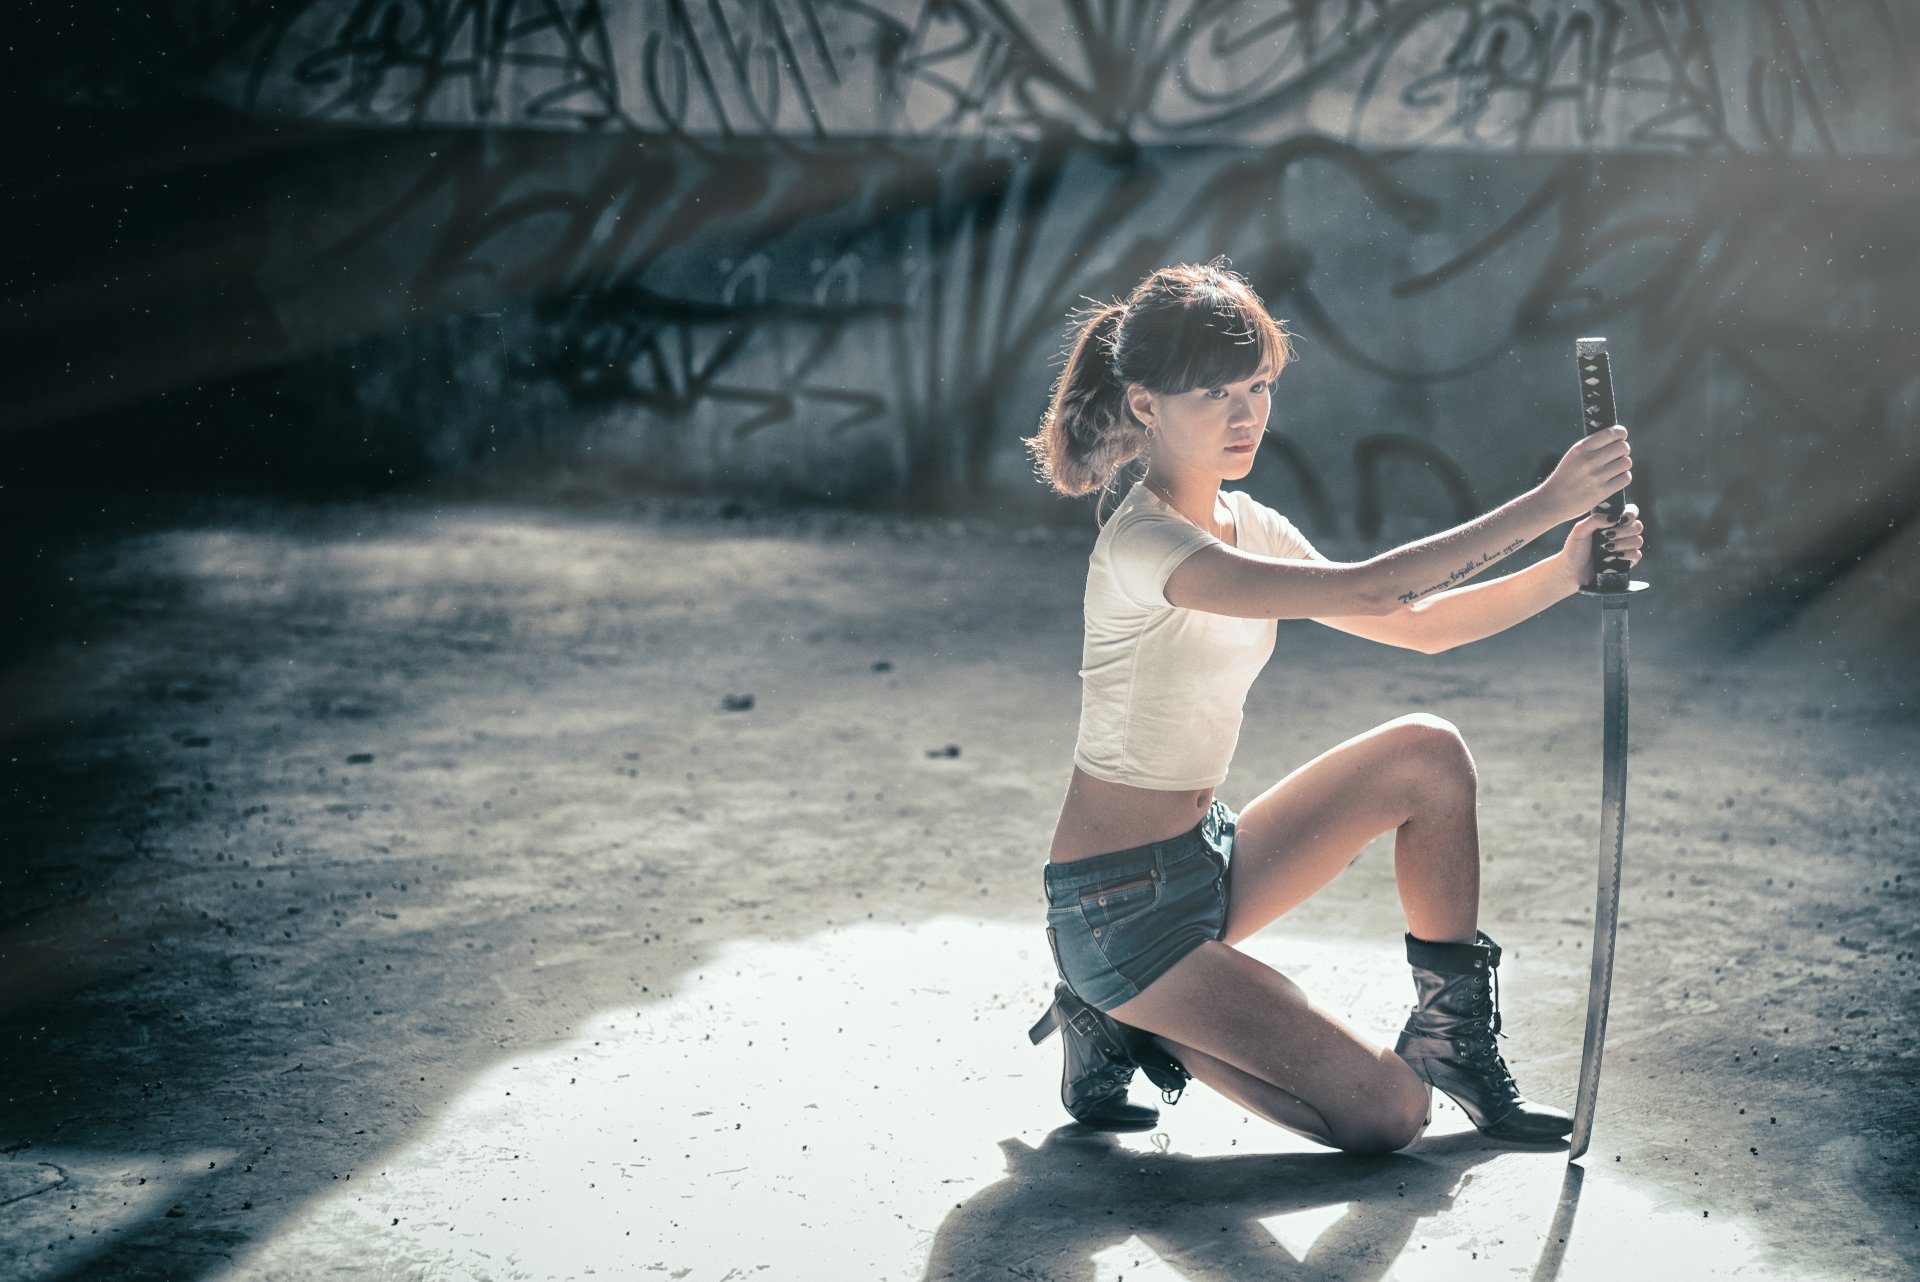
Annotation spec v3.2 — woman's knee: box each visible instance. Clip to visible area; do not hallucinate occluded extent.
[1328,1074,1431,1154]
[1379,713,1477,803]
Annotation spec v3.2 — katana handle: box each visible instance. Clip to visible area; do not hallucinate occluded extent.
[1576,338,1631,593]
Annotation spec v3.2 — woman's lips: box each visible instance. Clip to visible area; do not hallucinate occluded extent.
[1226,441,1257,453]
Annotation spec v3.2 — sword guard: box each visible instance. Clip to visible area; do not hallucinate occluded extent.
[1578,579,1650,601]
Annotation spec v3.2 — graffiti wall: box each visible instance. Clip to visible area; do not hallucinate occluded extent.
[12,2,1919,571]
[50,0,1919,153]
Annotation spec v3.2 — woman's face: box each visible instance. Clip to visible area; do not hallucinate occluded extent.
[1128,365,1278,482]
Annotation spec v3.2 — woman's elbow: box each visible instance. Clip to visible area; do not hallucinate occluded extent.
[1344,580,1404,619]
[1346,564,1413,618]
[1390,613,1455,654]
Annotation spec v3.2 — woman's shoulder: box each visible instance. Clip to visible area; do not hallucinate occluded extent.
[1092,485,1225,609]
[1223,489,1318,559]
[1098,482,1202,540]
[1221,487,1281,522]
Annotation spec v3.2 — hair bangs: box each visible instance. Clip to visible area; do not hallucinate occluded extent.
[1142,289,1289,395]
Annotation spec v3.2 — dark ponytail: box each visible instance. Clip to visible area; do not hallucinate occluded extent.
[1022,302,1148,499]
[1025,257,1293,507]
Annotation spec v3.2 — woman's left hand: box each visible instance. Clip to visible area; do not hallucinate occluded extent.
[1560,503,1644,589]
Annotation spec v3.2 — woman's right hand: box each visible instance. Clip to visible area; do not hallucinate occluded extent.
[1539,425,1633,522]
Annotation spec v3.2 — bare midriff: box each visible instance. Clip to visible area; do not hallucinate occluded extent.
[1047,766,1217,863]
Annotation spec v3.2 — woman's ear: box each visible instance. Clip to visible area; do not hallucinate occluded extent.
[1125,382,1157,429]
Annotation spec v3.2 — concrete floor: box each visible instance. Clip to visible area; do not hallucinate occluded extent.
[1,497,1914,1281]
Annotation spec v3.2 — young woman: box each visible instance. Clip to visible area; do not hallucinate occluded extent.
[1023,259,1643,1153]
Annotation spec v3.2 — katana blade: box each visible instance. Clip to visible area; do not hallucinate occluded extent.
[1570,594,1630,1159]
[1568,337,1646,1162]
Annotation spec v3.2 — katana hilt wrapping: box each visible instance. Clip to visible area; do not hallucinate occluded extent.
[1576,337,1632,594]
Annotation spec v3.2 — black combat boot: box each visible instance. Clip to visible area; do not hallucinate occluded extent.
[1395,931,1573,1142]
[1028,983,1188,1130]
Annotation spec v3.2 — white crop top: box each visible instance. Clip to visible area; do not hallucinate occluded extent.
[1072,482,1319,790]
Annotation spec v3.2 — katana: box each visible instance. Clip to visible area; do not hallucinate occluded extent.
[1568,337,1649,1162]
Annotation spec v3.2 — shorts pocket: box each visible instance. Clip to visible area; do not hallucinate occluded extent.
[1076,871,1160,937]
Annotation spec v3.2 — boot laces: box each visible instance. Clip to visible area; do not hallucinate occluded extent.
[1469,969,1518,1100]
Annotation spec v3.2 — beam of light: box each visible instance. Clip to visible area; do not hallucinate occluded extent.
[1090,1233,1194,1281]
[7,1148,236,1282]
[1258,1202,1350,1258]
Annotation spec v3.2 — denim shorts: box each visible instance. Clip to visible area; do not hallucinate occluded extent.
[1042,799,1235,1012]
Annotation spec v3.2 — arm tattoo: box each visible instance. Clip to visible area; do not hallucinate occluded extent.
[1396,536,1528,605]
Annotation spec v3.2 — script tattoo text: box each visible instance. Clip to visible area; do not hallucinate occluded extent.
[1397,537,1528,605]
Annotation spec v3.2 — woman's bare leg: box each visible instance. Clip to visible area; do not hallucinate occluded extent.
[1223,713,1482,946]
[1106,941,1430,1154]
[1098,714,1494,1151]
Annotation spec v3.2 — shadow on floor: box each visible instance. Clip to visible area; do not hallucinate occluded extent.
[923,1128,1555,1281]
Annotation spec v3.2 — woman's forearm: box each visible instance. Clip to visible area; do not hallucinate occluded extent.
[1352,486,1564,614]
[1317,554,1579,653]
[1352,425,1632,614]
[1395,554,1581,652]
